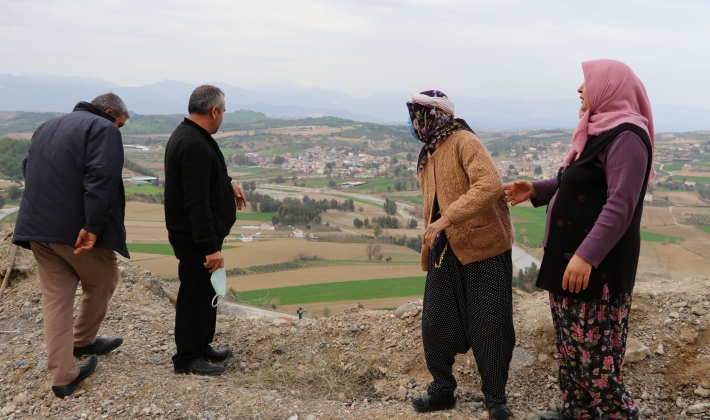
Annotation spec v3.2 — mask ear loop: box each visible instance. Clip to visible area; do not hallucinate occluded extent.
[212,295,223,308]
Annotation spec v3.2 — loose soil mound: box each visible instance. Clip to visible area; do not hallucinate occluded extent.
[1,231,710,419]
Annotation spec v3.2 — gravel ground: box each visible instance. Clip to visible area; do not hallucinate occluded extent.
[1,230,710,419]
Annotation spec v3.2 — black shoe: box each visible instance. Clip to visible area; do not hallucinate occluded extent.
[485,398,514,420]
[51,355,98,398]
[174,359,225,376]
[207,348,231,363]
[73,337,124,357]
[412,392,456,412]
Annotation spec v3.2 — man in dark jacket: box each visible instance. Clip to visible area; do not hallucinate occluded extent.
[164,85,246,375]
[13,94,129,398]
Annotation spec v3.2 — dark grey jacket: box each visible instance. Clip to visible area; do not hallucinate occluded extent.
[13,102,129,258]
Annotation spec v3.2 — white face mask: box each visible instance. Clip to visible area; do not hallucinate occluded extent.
[210,268,227,307]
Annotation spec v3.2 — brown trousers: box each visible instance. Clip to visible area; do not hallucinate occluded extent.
[30,242,119,386]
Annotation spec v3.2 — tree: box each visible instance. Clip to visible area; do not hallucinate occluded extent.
[365,243,382,260]
[327,179,337,188]
[363,218,370,228]
[353,218,364,228]
[512,263,539,293]
[372,223,382,237]
[391,156,398,164]
[408,218,418,229]
[8,185,21,200]
[406,152,413,162]
[273,156,285,165]
[383,197,398,215]
[534,166,542,175]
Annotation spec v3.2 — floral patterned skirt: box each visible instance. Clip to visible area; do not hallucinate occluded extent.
[549,284,638,420]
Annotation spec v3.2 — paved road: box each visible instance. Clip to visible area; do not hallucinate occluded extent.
[0,207,19,221]
[219,301,297,321]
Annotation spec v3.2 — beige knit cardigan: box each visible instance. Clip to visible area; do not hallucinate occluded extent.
[419,130,514,271]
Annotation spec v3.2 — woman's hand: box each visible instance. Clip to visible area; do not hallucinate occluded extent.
[562,254,592,293]
[503,180,536,206]
[422,215,452,249]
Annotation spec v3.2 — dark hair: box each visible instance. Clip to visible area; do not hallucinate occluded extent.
[90,93,129,118]
[188,85,225,115]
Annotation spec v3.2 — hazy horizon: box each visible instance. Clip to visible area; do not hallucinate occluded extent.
[2,0,710,112]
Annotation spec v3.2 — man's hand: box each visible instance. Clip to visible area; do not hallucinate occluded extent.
[204,251,224,273]
[422,215,452,249]
[503,180,536,206]
[232,182,247,211]
[562,254,592,293]
[74,229,97,255]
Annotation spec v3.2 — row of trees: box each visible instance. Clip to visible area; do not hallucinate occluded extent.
[353,216,418,230]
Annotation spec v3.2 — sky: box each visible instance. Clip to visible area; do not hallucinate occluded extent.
[1,0,709,108]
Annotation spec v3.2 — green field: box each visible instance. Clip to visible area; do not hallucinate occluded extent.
[695,225,710,235]
[305,177,402,193]
[509,206,548,245]
[237,212,275,221]
[125,185,164,195]
[661,162,686,172]
[388,194,423,205]
[640,232,684,243]
[236,276,426,306]
[127,243,239,256]
[258,148,303,155]
[509,205,681,245]
[332,194,384,209]
[670,176,710,184]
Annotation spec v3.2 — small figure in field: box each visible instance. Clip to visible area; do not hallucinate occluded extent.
[164,85,247,376]
[504,59,654,420]
[13,93,130,398]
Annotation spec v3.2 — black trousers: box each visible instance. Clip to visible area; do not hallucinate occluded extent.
[422,246,515,404]
[172,246,218,368]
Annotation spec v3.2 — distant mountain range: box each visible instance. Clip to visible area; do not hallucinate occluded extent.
[1,74,708,132]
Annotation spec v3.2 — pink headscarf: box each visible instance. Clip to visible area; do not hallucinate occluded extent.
[563,59,655,179]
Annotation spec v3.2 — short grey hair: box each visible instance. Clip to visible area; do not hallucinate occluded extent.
[90,93,130,118]
[188,85,225,115]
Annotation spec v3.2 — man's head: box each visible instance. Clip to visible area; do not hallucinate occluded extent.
[90,93,130,128]
[188,85,225,134]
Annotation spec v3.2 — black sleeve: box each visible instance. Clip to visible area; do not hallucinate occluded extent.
[83,122,124,236]
[178,139,219,255]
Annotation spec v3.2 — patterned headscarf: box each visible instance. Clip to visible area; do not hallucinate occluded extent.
[406,90,474,174]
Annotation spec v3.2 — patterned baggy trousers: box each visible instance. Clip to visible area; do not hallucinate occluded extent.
[422,246,515,404]
[550,284,638,419]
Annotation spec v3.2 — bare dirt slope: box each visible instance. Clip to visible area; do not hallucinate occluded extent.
[1,231,710,419]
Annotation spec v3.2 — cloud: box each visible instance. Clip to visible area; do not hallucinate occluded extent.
[1,0,709,109]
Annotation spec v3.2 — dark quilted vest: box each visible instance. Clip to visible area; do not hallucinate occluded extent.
[536,123,652,299]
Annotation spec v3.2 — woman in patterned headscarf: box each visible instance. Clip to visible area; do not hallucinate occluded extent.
[407,90,516,419]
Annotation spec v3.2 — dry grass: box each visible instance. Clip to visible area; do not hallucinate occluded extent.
[640,206,676,228]
[232,352,386,400]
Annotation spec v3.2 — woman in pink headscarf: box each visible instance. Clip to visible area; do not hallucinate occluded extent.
[504,59,653,420]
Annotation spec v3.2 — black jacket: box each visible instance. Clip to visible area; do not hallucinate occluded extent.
[536,124,652,299]
[164,119,236,255]
[13,102,129,258]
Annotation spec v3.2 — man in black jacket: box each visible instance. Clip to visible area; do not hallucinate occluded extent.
[13,94,129,398]
[164,85,246,375]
